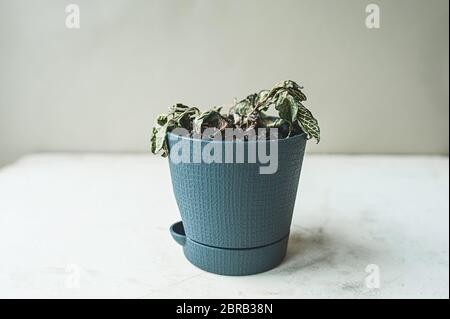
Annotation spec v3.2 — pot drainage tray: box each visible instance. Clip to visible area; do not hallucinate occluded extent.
[170,221,289,276]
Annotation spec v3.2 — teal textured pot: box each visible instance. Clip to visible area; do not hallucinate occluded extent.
[168,132,307,275]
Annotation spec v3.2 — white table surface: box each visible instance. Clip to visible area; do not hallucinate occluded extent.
[0,154,448,299]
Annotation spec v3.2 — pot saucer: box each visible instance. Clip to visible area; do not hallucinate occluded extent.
[170,221,289,276]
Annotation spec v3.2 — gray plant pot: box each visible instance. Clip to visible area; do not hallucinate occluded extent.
[168,131,307,275]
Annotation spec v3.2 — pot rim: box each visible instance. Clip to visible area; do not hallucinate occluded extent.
[167,130,307,144]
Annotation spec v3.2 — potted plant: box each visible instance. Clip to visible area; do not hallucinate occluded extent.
[151,80,320,275]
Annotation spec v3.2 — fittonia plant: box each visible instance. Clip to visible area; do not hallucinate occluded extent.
[151,80,320,157]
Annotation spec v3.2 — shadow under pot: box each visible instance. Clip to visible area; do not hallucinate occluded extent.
[167,131,307,276]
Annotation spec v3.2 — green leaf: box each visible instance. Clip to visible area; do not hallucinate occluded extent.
[281,80,300,90]
[157,123,169,157]
[150,127,158,154]
[193,109,228,134]
[170,103,189,113]
[265,118,287,128]
[165,105,200,132]
[289,88,307,102]
[234,100,252,117]
[156,114,168,126]
[151,123,169,157]
[258,90,270,103]
[297,103,320,143]
[234,94,258,117]
[275,92,298,124]
[175,108,199,129]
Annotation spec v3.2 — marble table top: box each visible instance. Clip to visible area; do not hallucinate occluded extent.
[0,154,448,298]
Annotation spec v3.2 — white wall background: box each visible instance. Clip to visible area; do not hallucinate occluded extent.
[0,0,448,165]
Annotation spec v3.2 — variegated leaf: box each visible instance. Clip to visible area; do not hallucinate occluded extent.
[297,104,320,143]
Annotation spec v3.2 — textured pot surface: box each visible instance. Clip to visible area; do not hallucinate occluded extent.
[168,132,307,249]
